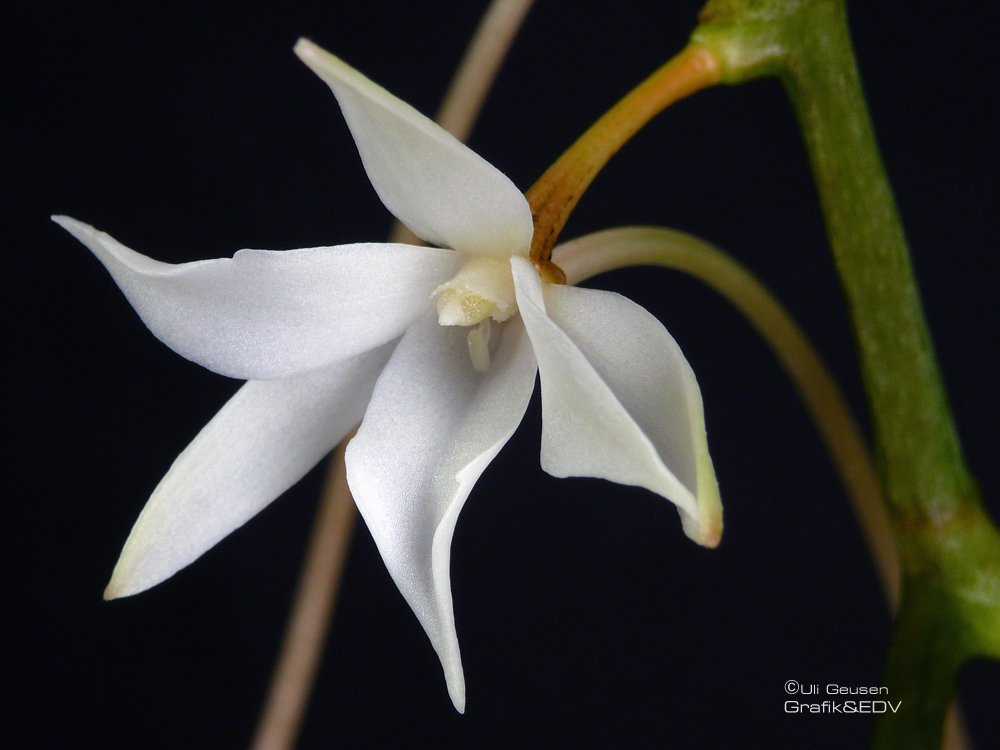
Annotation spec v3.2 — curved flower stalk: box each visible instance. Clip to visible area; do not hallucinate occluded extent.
[54,39,720,712]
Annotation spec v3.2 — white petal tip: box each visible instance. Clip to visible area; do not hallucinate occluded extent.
[691,454,724,548]
[293,38,346,78]
[680,481,723,549]
[103,557,162,600]
[102,580,126,601]
[51,214,79,232]
[695,515,723,549]
[52,215,99,246]
[444,657,467,714]
[292,37,319,61]
[292,39,374,108]
[449,687,466,714]
[102,570,145,601]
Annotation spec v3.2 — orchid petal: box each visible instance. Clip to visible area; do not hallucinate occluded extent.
[512,256,721,547]
[346,311,536,712]
[54,216,458,379]
[104,342,394,599]
[294,40,533,259]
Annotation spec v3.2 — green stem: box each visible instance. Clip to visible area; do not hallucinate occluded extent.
[697,1,972,519]
[691,1,1000,747]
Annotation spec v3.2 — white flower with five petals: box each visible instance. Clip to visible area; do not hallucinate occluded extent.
[54,39,721,712]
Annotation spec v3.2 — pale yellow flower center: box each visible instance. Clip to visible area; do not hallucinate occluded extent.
[432,256,517,372]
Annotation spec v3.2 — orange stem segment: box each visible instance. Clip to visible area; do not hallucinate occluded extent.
[526,44,721,272]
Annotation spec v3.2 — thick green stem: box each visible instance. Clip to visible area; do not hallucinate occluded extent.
[781,11,975,523]
[697,0,973,523]
[692,2,1000,747]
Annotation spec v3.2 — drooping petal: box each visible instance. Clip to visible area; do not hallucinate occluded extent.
[104,342,394,599]
[345,311,536,712]
[511,256,721,547]
[294,39,533,259]
[54,216,458,379]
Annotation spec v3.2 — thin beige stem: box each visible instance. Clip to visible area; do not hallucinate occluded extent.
[554,226,900,610]
[250,433,357,750]
[943,703,971,750]
[435,0,534,143]
[250,3,534,748]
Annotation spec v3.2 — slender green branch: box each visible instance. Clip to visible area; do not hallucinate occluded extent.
[555,226,898,608]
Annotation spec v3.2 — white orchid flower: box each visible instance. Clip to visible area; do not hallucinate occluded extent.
[54,39,721,712]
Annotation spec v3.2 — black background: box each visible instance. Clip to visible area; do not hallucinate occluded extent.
[5,2,999,748]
